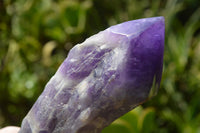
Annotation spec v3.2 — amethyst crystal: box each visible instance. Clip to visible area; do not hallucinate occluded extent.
[19,17,164,133]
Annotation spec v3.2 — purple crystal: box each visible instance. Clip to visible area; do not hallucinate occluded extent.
[19,17,164,133]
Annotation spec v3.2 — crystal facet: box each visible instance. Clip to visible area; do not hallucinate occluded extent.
[19,17,164,133]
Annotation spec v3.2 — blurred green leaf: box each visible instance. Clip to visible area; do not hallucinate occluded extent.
[139,108,155,133]
[102,119,132,133]
[102,106,156,133]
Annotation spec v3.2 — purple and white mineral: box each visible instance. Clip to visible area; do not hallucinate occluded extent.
[19,16,164,133]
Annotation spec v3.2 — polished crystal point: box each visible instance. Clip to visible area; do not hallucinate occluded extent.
[19,16,164,133]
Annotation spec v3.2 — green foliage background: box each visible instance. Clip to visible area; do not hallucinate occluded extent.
[0,0,200,132]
